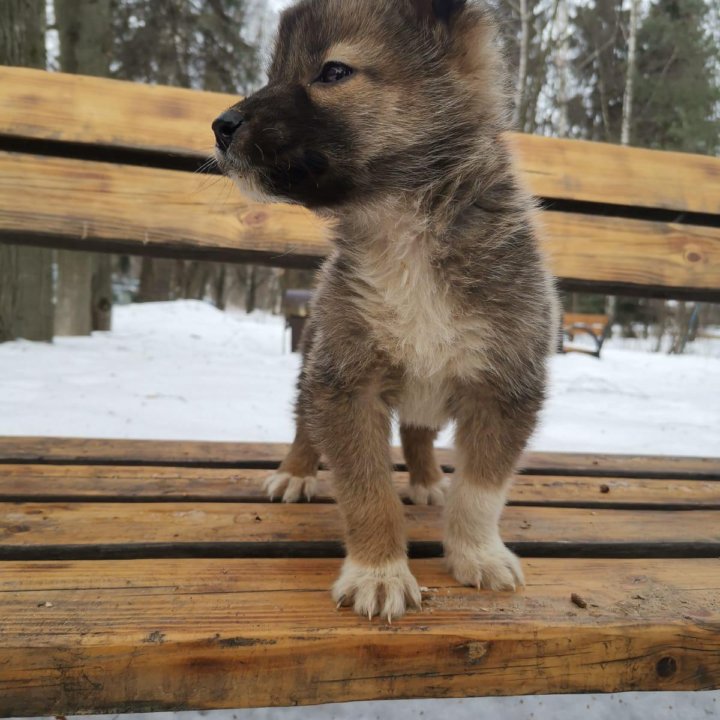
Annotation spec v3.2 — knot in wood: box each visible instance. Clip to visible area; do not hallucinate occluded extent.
[683,246,703,264]
[242,209,268,227]
[465,641,490,664]
[656,656,677,678]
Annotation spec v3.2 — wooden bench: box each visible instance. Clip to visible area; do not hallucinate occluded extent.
[0,67,719,715]
[562,312,612,358]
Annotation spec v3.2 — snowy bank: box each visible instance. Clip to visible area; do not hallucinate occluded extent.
[2,301,718,457]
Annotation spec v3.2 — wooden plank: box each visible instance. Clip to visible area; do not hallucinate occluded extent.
[524,452,720,480]
[1,437,718,480]
[508,133,720,215]
[1,502,718,559]
[2,66,719,215]
[0,66,234,157]
[0,437,294,467]
[1,151,719,296]
[0,151,332,267]
[1,465,719,509]
[0,557,718,714]
[540,211,720,296]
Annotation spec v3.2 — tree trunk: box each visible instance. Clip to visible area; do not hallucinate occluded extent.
[55,251,93,336]
[621,0,640,146]
[137,258,177,303]
[213,265,228,311]
[91,255,113,332]
[15,247,54,341]
[0,247,18,342]
[55,0,112,76]
[513,0,530,128]
[555,0,570,138]
[182,261,211,301]
[245,266,258,314]
[0,0,47,66]
[0,0,54,343]
[55,0,113,335]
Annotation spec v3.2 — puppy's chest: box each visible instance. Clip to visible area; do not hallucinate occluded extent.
[351,238,487,380]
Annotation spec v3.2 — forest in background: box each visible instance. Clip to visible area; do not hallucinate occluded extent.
[0,0,719,352]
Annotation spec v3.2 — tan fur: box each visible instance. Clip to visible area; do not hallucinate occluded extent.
[214,0,560,620]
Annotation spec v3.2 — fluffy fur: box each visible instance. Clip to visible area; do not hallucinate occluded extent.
[214,0,559,620]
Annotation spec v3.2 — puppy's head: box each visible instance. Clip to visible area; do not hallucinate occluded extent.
[213,0,506,211]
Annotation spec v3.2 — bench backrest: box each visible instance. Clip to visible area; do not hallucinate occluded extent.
[1,66,719,301]
[563,313,611,330]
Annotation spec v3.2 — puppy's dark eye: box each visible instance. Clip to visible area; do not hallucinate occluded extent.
[316,62,354,84]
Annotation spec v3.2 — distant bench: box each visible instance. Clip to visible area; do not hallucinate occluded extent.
[562,312,612,358]
[0,66,719,716]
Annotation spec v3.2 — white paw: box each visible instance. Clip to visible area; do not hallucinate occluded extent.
[445,539,524,591]
[407,480,447,506]
[332,557,422,622]
[263,472,317,503]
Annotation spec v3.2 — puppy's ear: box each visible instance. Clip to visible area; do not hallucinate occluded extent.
[409,0,467,25]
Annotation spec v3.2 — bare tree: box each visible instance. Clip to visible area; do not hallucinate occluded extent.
[0,0,54,342]
[110,0,269,308]
[621,0,639,146]
[512,0,530,127]
[55,0,114,335]
[555,0,571,137]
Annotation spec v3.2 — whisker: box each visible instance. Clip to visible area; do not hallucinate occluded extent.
[194,156,219,175]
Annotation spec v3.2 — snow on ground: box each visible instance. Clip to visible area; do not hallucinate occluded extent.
[2,300,719,720]
[1,301,719,457]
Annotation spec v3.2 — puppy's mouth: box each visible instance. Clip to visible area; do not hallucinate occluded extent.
[215,140,332,206]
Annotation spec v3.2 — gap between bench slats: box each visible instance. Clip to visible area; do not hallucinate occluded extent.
[1,465,719,510]
[1,438,718,479]
[1,502,718,560]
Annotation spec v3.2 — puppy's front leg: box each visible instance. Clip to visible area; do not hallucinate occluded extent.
[445,382,542,591]
[264,419,320,502]
[308,375,421,621]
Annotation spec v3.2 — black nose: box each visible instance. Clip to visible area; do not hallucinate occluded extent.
[212,109,244,150]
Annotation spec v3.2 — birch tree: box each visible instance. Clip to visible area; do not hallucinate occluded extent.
[620,0,639,146]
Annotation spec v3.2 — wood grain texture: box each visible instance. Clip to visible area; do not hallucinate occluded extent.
[0,557,718,715]
[1,437,718,479]
[2,67,719,214]
[1,501,718,558]
[1,464,719,509]
[507,133,720,214]
[0,66,234,156]
[1,151,719,295]
[539,211,720,295]
[0,151,332,266]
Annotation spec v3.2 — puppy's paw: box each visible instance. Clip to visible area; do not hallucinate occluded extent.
[446,539,524,591]
[263,471,317,503]
[332,557,422,622]
[406,479,447,506]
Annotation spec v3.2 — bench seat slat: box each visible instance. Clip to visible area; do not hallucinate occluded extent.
[1,437,719,479]
[0,557,718,716]
[1,465,719,509]
[2,502,719,560]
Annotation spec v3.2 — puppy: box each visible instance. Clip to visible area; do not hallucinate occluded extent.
[213,0,559,621]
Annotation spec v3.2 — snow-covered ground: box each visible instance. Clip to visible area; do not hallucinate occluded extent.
[2,301,719,457]
[2,300,719,720]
